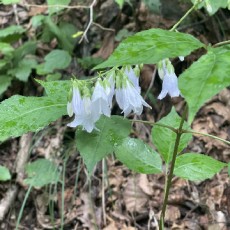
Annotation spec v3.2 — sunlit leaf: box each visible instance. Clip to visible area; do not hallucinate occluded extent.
[0,165,11,181]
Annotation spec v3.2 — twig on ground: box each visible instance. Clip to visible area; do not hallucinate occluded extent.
[79,0,97,43]
[0,185,18,221]
[92,22,115,33]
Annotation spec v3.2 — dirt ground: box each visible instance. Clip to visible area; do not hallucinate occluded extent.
[0,0,230,229]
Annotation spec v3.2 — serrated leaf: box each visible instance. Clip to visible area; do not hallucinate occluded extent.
[0,75,12,95]
[37,79,71,98]
[179,46,230,124]
[115,137,162,174]
[151,107,192,163]
[174,153,226,181]
[43,49,71,73]
[1,0,20,4]
[0,165,11,181]
[95,29,204,69]
[0,25,25,40]
[47,0,71,14]
[24,159,60,187]
[76,115,131,174]
[0,95,67,142]
[8,58,37,82]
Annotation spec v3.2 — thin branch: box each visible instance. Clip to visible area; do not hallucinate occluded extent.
[212,40,230,48]
[92,22,115,32]
[79,0,97,43]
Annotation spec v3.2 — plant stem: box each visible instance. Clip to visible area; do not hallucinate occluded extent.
[159,107,187,229]
[132,119,177,133]
[212,40,230,47]
[170,3,197,31]
[182,129,230,145]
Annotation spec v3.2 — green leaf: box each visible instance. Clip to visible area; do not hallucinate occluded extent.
[0,42,14,55]
[115,0,125,8]
[8,58,37,82]
[76,115,131,174]
[174,153,226,181]
[0,75,12,95]
[0,165,11,181]
[37,79,71,98]
[115,137,162,174]
[191,0,228,15]
[151,107,192,163]
[24,159,60,187]
[43,49,71,73]
[95,29,204,69]
[0,25,25,42]
[1,0,20,5]
[143,0,161,14]
[228,163,230,176]
[179,46,230,124]
[47,0,71,14]
[0,95,67,142]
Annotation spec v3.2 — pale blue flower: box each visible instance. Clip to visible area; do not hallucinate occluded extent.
[158,59,181,100]
[116,76,151,117]
[124,66,141,93]
[67,83,100,132]
[92,79,112,117]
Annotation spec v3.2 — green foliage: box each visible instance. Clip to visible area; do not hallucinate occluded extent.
[24,159,60,187]
[143,0,161,14]
[37,79,71,97]
[0,75,12,95]
[95,29,204,69]
[47,0,71,14]
[0,25,25,43]
[0,95,67,142]
[77,57,104,69]
[115,137,162,174]
[76,116,131,174]
[115,29,134,42]
[179,45,230,124]
[115,0,125,8]
[151,107,192,163]
[174,153,226,181]
[0,165,11,181]
[0,0,19,4]
[191,0,228,15]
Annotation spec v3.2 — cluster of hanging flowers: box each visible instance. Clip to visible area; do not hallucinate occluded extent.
[67,62,181,133]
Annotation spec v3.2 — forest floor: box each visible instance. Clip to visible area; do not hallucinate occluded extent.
[0,0,230,229]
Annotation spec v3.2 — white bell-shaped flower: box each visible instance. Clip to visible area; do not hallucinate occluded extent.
[124,66,141,93]
[158,59,181,100]
[67,82,100,132]
[115,75,151,117]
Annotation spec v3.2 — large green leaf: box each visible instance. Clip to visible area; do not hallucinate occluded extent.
[151,107,192,163]
[179,46,230,124]
[0,95,67,142]
[37,79,71,98]
[0,75,12,95]
[0,165,11,181]
[115,137,162,174]
[174,153,226,181]
[24,159,60,187]
[0,25,25,42]
[76,116,131,174]
[95,28,204,69]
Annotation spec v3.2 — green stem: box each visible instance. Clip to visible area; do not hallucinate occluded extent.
[159,107,187,229]
[170,3,197,31]
[212,40,230,48]
[131,119,177,133]
[182,129,230,145]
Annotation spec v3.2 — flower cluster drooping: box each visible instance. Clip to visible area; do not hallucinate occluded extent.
[157,59,181,100]
[67,66,151,132]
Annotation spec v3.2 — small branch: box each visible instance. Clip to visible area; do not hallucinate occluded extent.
[92,22,115,33]
[212,40,230,48]
[131,119,177,133]
[170,3,197,31]
[182,129,230,145]
[22,3,90,10]
[79,0,97,43]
